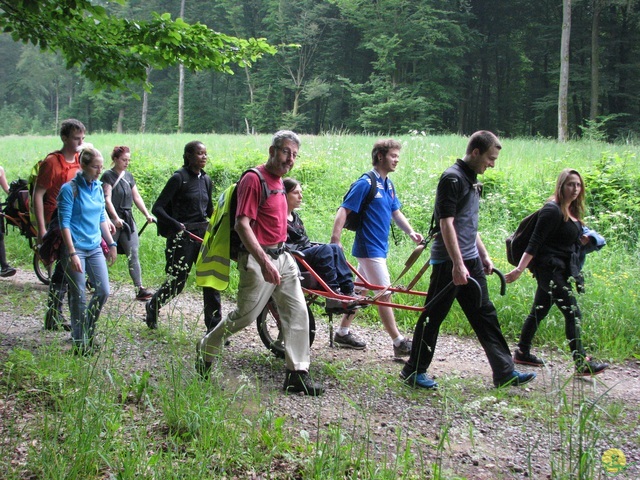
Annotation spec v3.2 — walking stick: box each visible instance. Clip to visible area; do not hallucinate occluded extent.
[138,220,150,236]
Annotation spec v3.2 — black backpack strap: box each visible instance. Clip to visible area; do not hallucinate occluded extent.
[246,167,285,206]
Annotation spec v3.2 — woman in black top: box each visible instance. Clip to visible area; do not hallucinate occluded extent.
[284,178,357,297]
[145,141,221,332]
[505,168,608,376]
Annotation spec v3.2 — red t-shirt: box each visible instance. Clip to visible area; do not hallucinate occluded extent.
[236,165,287,246]
[36,151,80,224]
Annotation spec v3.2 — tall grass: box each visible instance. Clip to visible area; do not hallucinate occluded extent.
[2,133,639,359]
[1,133,639,478]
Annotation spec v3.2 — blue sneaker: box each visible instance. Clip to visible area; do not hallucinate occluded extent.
[400,371,438,390]
[494,370,536,388]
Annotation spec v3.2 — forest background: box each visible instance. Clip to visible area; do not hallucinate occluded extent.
[0,0,639,141]
[2,133,639,360]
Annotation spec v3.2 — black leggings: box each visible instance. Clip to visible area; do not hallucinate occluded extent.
[518,263,584,359]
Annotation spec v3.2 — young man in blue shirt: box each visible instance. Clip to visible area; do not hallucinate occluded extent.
[331,139,423,356]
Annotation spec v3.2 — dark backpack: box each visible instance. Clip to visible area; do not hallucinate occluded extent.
[342,170,378,231]
[5,178,29,218]
[3,178,33,237]
[505,210,540,267]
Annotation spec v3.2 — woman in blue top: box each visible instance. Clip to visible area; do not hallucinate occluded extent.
[58,146,117,355]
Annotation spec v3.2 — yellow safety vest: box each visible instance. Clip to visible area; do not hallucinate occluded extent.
[196,185,234,290]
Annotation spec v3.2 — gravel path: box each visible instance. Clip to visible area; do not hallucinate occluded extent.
[1,269,639,479]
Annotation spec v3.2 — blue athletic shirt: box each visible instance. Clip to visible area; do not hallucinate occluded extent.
[341,169,401,258]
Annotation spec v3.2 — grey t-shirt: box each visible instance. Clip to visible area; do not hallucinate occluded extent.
[430,160,480,262]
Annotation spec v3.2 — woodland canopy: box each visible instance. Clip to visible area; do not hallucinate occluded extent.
[0,0,638,140]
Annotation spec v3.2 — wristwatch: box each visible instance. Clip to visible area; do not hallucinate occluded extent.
[109,242,117,247]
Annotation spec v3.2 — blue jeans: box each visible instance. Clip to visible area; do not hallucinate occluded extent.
[62,247,110,348]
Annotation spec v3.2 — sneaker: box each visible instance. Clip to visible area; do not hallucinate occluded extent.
[575,358,608,376]
[0,266,17,277]
[283,370,324,396]
[341,290,368,302]
[494,370,537,388]
[400,371,438,390]
[334,331,366,350]
[393,338,412,357]
[513,348,545,367]
[135,287,153,301]
[195,341,212,380]
[145,300,157,329]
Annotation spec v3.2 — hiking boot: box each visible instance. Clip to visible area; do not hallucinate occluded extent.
[575,358,608,376]
[494,370,537,388]
[0,266,17,277]
[334,331,366,350]
[145,300,157,329]
[513,347,545,367]
[400,371,438,390]
[195,341,212,380]
[283,370,324,396]
[393,338,412,357]
[135,287,153,301]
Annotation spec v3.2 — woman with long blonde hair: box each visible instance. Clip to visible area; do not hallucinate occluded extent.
[505,168,608,376]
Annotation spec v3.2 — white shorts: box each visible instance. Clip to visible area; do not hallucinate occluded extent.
[355,257,390,292]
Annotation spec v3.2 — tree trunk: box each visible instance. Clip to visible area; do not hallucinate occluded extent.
[558,0,571,142]
[117,106,124,133]
[55,80,59,134]
[177,0,186,133]
[590,0,601,120]
[140,66,152,133]
[178,64,185,133]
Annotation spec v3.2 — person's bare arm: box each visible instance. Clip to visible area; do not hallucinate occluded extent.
[0,166,9,194]
[392,209,424,244]
[102,183,123,229]
[440,217,468,285]
[33,185,48,242]
[131,185,154,223]
[475,233,494,275]
[330,207,349,248]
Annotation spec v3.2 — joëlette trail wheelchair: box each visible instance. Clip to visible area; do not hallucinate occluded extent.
[255,241,506,359]
[0,180,52,284]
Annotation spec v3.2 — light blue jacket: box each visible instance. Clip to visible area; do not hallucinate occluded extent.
[57,171,106,250]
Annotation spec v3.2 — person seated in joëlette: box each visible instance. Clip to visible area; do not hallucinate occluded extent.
[284,178,364,311]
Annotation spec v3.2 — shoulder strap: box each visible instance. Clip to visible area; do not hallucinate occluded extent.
[245,167,285,206]
[354,170,378,213]
[111,170,126,190]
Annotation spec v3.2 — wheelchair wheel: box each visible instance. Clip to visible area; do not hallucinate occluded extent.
[31,242,52,285]
[256,296,315,359]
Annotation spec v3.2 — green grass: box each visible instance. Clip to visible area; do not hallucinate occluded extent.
[2,132,639,357]
[1,133,639,478]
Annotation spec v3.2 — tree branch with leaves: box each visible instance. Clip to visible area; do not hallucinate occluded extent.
[0,0,276,91]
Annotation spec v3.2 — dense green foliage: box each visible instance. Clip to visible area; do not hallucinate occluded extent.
[1,0,639,139]
[1,133,639,358]
[1,134,639,478]
[0,0,275,91]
